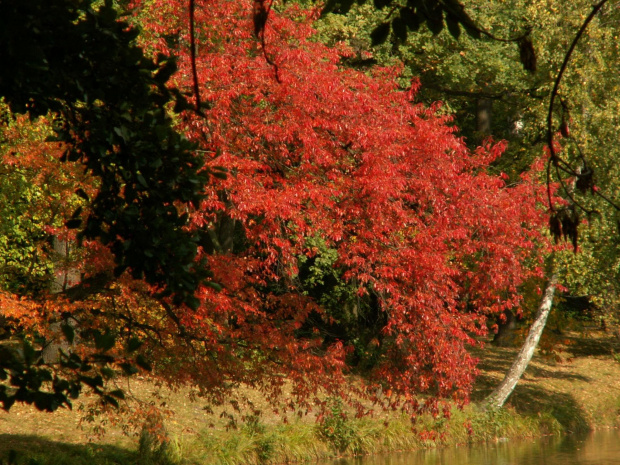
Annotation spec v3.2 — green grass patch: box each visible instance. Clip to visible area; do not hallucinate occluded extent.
[170,404,559,465]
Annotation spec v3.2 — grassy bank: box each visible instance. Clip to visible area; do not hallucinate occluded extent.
[2,328,620,465]
[146,404,562,465]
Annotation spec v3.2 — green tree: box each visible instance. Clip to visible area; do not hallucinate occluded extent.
[318,0,620,316]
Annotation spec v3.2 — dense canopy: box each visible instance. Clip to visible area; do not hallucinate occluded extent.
[3,0,598,418]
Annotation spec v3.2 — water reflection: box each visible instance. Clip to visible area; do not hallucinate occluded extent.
[326,430,620,465]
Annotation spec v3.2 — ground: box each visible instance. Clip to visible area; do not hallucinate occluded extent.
[2,327,620,464]
[473,327,620,431]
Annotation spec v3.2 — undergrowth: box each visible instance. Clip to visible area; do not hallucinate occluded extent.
[3,330,619,465]
[169,404,564,465]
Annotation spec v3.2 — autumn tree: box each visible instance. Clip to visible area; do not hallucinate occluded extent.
[119,0,549,415]
[0,0,212,411]
[1,0,549,417]
[0,0,214,304]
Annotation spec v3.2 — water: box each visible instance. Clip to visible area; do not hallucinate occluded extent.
[324,430,620,465]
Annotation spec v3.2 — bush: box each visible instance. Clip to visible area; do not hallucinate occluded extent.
[137,414,181,465]
[316,399,357,453]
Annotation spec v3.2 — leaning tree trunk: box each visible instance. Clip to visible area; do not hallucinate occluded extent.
[484,271,558,410]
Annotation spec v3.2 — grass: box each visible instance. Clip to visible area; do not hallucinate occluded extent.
[0,435,136,465]
[2,327,620,464]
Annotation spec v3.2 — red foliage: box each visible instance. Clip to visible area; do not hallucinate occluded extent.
[126,0,548,413]
[0,1,549,416]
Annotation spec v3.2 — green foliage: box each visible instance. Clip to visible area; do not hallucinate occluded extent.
[296,237,386,371]
[240,415,275,463]
[0,0,212,306]
[0,167,53,294]
[0,110,75,295]
[297,237,342,303]
[317,0,620,328]
[322,0,485,47]
[138,423,182,465]
[316,398,356,453]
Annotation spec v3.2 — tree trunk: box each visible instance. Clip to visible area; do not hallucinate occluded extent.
[42,237,80,363]
[484,271,558,410]
[476,98,493,135]
[492,309,516,346]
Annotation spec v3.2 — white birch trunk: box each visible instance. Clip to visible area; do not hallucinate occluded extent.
[484,271,558,410]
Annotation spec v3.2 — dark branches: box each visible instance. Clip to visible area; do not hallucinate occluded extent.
[545,0,620,249]
[189,0,203,114]
[253,0,281,83]
[546,0,608,213]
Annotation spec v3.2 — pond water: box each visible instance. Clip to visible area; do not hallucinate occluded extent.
[324,429,620,465]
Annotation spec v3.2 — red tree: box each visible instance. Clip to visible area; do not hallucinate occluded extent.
[126,0,548,415]
[0,0,547,417]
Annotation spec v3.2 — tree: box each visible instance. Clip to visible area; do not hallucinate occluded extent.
[318,0,620,324]
[125,0,548,415]
[1,0,547,417]
[321,0,620,226]
[0,0,213,412]
[0,0,212,305]
[374,0,620,407]
[484,270,558,409]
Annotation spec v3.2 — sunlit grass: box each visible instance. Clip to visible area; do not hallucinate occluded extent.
[166,407,559,465]
[2,329,620,464]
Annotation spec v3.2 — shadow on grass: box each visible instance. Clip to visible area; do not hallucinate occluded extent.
[473,379,590,434]
[471,334,595,433]
[566,334,620,358]
[508,383,590,433]
[0,434,136,465]
[472,344,591,393]
[523,365,590,382]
